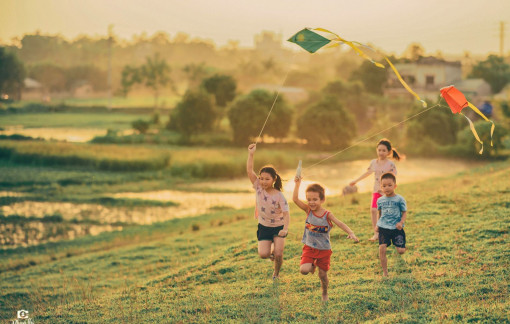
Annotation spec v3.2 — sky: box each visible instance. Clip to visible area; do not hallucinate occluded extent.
[1,0,509,55]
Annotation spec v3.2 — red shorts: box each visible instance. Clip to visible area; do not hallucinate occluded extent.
[300,245,332,271]
[371,192,383,208]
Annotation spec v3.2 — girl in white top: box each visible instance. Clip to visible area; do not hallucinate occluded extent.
[349,139,402,241]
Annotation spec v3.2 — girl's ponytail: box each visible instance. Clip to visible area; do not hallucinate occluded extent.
[391,148,401,161]
[274,173,283,191]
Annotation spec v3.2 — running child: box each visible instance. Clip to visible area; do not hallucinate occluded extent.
[247,143,290,280]
[293,177,359,301]
[349,138,402,241]
[376,172,407,277]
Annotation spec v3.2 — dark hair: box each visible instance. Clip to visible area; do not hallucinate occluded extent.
[380,172,397,184]
[259,165,283,191]
[306,183,325,200]
[377,138,402,161]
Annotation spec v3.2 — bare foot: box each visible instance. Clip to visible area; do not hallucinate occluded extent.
[322,294,328,302]
[272,274,279,280]
[369,234,378,241]
[269,253,274,261]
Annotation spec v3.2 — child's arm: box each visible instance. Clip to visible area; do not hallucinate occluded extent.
[246,144,258,184]
[328,213,359,242]
[278,211,290,237]
[292,177,308,212]
[350,170,372,186]
[375,208,381,232]
[396,211,407,230]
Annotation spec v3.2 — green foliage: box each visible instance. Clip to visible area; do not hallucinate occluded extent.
[469,55,510,93]
[131,119,150,134]
[297,95,356,149]
[171,89,217,140]
[405,106,461,146]
[119,65,142,97]
[201,74,237,107]
[0,47,25,99]
[451,121,508,157]
[350,60,387,94]
[228,89,292,144]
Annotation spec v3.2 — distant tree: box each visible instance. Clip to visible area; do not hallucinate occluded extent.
[182,63,210,91]
[469,55,510,94]
[140,54,172,108]
[28,63,66,92]
[456,121,508,157]
[65,65,107,91]
[402,43,425,61]
[405,106,461,145]
[119,65,142,97]
[201,74,237,107]
[0,47,25,100]
[350,61,387,95]
[296,96,356,149]
[132,119,150,134]
[171,89,217,140]
[228,89,292,144]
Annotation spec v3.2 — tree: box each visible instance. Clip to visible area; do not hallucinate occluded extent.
[171,89,217,140]
[132,119,150,134]
[119,65,141,97]
[405,105,461,146]
[228,89,292,144]
[402,43,425,61]
[296,96,356,149]
[469,55,510,94]
[28,63,66,92]
[201,74,237,107]
[0,47,26,100]
[350,61,387,95]
[140,54,172,108]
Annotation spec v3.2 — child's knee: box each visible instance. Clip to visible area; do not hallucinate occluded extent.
[300,264,311,275]
[274,251,283,259]
[379,245,387,253]
[259,251,270,259]
[318,270,328,281]
[397,247,406,255]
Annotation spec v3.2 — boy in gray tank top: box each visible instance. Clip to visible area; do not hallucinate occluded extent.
[293,177,359,302]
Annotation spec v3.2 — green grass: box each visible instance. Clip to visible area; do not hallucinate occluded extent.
[0,112,147,130]
[0,162,508,322]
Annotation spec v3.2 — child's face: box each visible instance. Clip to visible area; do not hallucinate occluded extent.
[259,172,275,190]
[306,191,324,211]
[376,144,390,160]
[381,178,396,196]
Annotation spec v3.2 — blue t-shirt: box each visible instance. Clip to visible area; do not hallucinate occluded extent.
[377,194,407,229]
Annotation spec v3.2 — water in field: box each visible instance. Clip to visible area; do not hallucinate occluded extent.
[0,158,483,248]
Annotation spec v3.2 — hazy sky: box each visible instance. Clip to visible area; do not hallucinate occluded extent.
[1,0,509,55]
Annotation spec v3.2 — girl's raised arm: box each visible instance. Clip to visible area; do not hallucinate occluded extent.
[247,144,258,184]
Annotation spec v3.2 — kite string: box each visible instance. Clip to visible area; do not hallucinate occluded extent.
[255,52,297,144]
[304,101,445,171]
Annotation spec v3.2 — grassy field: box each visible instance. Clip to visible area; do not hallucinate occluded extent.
[0,161,508,323]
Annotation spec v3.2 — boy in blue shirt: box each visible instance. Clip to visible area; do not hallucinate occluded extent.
[376,172,407,277]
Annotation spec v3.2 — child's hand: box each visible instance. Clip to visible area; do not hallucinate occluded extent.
[347,232,359,243]
[294,176,302,184]
[349,181,356,186]
[396,222,403,230]
[277,229,288,238]
[248,143,256,154]
[375,226,379,232]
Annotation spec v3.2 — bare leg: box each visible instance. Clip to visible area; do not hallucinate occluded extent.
[300,263,313,275]
[369,208,379,241]
[318,268,329,301]
[258,240,272,259]
[379,244,388,277]
[396,247,406,255]
[272,236,285,278]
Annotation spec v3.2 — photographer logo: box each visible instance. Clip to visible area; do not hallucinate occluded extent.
[12,309,34,324]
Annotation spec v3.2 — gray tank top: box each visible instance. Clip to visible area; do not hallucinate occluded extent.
[301,209,332,250]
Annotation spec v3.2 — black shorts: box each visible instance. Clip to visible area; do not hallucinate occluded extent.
[378,227,406,248]
[257,223,284,241]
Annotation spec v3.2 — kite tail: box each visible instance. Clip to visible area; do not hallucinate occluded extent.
[467,102,495,146]
[461,113,485,154]
[384,57,427,108]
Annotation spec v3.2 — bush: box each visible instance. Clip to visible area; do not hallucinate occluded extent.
[296,96,356,149]
[132,119,150,134]
[171,89,217,140]
[449,121,508,157]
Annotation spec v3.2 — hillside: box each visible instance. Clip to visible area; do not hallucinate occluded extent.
[1,162,509,323]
